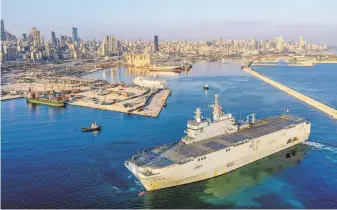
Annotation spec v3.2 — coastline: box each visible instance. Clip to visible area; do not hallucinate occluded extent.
[1,95,24,101]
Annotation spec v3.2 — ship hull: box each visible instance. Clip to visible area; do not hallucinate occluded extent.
[125,121,310,191]
[149,68,181,73]
[27,98,65,107]
[133,77,167,89]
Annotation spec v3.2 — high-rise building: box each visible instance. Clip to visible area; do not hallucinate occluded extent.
[45,42,51,55]
[31,27,41,48]
[1,19,6,41]
[249,38,257,49]
[56,38,60,47]
[67,36,72,43]
[107,35,117,55]
[60,36,66,48]
[154,35,159,52]
[275,36,284,52]
[22,33,28,41]
[51,31,57,46]
[100,39,108,56]
[72,27,78,42]
[27,33,33,45]
[299,36,305,49]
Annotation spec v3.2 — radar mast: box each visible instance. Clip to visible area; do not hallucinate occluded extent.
[212,94,223,121]
[195,108,202,123]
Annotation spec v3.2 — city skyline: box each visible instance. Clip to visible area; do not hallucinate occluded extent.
[1,0,337,44]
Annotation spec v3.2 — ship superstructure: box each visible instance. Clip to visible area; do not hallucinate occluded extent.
[181,94,237,144]
[125,94,311,191]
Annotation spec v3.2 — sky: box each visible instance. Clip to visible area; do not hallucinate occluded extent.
[1,0,337,44]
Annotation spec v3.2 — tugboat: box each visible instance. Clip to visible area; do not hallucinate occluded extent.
[204,84,209,90]
[82,120,101,132]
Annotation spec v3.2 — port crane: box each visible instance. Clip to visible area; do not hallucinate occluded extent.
[247,57,261,67]
[241,57,262,69]
[101,95,107,105]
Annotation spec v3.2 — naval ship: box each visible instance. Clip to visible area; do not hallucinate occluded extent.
[125,94,311,191]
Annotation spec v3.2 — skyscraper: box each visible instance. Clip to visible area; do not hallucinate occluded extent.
[22,33,28,41]
[60,36,66,48]
[154,35,159,52]
[100,39,108,56]
[107,35,117,55]
[31,27,41,48]
[1,19,6,41]
[45,42,51,56]
[275,36,284,52]
[27,33,33,44]
[72,27,78,42]
[51,31,57,46]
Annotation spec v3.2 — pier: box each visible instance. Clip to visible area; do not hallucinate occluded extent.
[1,95,24,101]
[66,87,171,118]
[242,67,337,119]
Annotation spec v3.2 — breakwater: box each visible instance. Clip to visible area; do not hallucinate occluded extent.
[243,67,337,119]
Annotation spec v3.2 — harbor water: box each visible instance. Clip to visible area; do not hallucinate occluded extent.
[1,62,337,208]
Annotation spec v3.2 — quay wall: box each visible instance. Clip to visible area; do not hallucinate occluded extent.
[1,95,24,101]
[243,67,337,119]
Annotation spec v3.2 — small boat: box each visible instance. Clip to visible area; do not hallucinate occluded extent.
[164,103,167,107]
[204,84,209,90]
[138,191,147,196]
[82,120,101,132]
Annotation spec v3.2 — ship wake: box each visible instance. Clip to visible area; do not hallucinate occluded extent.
[303,141,337,154]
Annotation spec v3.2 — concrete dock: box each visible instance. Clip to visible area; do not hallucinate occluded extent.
[243,67,337,119]
[133,89,171,117]
[66,87,171,118]
[1,95,24,101]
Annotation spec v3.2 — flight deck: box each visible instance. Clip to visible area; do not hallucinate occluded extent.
[130,115,306,168]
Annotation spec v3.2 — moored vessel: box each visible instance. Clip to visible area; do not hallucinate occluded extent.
[26,87,65,107]
[133,77,168,89]
[150,66,181,72]
[125,94,311,191]
[27,97,65,107]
